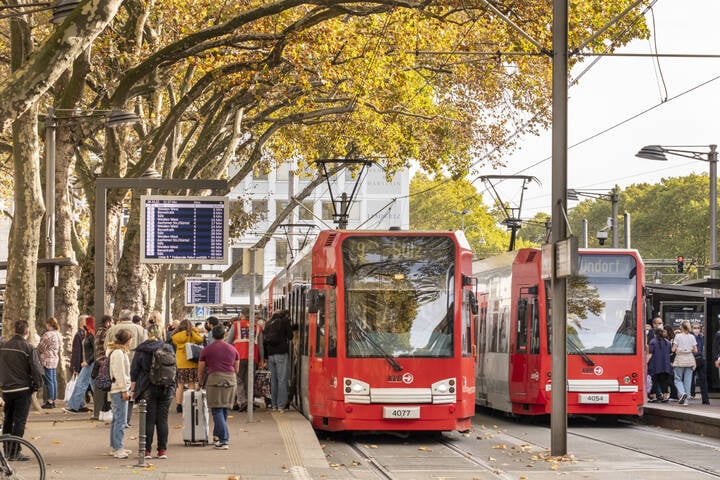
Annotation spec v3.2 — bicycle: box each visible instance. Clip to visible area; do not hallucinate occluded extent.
[0,434,45,479]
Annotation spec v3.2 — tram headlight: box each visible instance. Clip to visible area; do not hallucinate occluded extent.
[431,378,457,403]
[343,378,369,395]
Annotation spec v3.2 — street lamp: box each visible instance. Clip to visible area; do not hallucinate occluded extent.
[636,144,718,277]
[450,209,471,231]
[45,107,141,319]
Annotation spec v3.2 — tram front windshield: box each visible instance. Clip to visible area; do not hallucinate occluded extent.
[343,236,456,358]
[566,254,638,355]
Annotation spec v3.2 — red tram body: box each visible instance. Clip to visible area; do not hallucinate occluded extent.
[473,248,646,417]
[262,230,477,432]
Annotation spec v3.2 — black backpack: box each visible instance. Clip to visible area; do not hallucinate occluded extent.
[93,354,114,391]
[149,344,176,386]
[263,318,285,346]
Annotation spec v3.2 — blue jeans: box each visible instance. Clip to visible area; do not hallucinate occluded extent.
[110,392,129,450]
[268,353,289,409]
[211,407,229,443]
[66,363,94,411]
[43,367,57,402]
[674,366,694,400]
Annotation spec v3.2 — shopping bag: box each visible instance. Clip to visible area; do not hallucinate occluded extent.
[185,343,202,363]
[64,374,77,402]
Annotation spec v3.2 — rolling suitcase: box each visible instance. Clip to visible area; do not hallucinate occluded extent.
[254,368,272,408]
[183,389,209,446]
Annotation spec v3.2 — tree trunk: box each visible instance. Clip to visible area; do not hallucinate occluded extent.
[5,106,44,340]
[113,194,149,317]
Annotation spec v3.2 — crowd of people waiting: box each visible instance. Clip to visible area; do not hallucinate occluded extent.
[646,316,716,405]
[0,308,293,461]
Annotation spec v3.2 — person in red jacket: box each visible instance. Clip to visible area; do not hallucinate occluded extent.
[226,313,263,411]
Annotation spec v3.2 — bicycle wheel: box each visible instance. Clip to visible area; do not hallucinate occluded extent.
[0,435,45,480]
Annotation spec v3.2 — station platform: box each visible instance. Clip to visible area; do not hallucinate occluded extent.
[642,395,720,439]
[23,403,328,480]
[16,396,720,480]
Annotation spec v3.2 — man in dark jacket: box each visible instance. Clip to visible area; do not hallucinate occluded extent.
[130,325,175,460]
[0,320,43,460]
[263,310,294,411]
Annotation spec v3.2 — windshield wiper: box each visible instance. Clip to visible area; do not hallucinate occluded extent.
[352,319,403,371]
[567,336,595,366]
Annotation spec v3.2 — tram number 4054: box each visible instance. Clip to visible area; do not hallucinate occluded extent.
[383,406,421,419]
[578,394,609,404]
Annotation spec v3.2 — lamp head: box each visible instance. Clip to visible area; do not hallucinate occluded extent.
[636,145,668,161]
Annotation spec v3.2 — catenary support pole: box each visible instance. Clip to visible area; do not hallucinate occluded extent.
[551,0,569,456]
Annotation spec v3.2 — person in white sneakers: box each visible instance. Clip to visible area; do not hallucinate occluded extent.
[107,329,134,458]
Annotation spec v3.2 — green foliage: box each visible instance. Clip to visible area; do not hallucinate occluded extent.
[409,173,512,256]
[567,174,713,279]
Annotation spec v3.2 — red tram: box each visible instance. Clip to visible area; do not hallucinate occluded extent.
[473,248,646,416]
[262,229,477,432]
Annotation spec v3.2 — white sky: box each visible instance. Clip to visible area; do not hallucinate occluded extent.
[472,0,720,220]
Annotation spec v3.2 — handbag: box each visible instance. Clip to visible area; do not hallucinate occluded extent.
[63,374,77,402]
[185,343,202,363]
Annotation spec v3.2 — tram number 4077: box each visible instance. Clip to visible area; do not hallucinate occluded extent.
[383,406,421,419]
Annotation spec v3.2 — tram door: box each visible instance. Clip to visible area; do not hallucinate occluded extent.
[308,289,337,422]
[509,288,541,408]
[707,298,720,392]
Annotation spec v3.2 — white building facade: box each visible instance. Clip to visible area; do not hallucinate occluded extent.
[223,163,410,309]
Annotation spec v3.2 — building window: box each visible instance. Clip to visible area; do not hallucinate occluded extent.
[321,201,335,221]
[299,200,314,221]
[276,200,289,217]
[252,199,268,220]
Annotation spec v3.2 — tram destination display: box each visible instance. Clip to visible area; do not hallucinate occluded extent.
[141,195,228,264]
[185,277,223,306]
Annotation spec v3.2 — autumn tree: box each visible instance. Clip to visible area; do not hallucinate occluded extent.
[0,0,651,340]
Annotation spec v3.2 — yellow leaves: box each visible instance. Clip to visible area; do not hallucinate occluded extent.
[52,440,62,444]
[418,446,432,452]
[492,444,507,450]
[95,466,109,470]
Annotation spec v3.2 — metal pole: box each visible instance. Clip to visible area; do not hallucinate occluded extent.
[611,188,619,248]
[134,399,147,467]
[94,184,107,322]
[709,145,717,278]
[45,108,56,320]
[165,272,172,328]
[624,213,631,248]
[581,219,588,248]
[247,248,256,422]
[551,0,569,456]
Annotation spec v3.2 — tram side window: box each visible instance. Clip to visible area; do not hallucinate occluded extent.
[315,298,326,357]
[516,298,528,353]
[530,298,540,354]
[328,290,337,357]
[462,290,473,357]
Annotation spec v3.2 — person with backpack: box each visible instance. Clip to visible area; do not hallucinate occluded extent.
[263,310,294,411]
[130,324,176,460]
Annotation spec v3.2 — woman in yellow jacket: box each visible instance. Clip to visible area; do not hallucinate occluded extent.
[171,319,204,413]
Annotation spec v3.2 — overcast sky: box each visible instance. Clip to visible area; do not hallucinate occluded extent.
[471,0,720,221]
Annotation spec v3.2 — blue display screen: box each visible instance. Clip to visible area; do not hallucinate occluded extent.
[141,196,227,264]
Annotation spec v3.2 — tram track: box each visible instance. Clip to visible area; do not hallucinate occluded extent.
[493,419,720,478]
[343,437,510,480]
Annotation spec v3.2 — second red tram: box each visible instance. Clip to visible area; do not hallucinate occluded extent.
[262,229,477,432]
[473,248,646,416]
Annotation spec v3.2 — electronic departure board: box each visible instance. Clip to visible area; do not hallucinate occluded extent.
[185,277,223,306]
[140,195,228,264]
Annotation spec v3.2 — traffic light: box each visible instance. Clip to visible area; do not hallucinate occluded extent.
[677,256,684,273]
